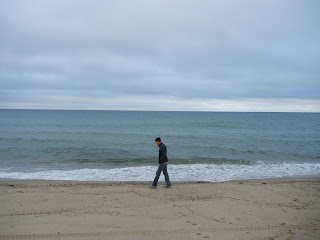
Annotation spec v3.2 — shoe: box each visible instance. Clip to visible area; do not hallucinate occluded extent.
[164,185,171,188]
[149,185,157,189]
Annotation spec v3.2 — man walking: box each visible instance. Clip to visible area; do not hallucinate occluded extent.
[150,137,171,189]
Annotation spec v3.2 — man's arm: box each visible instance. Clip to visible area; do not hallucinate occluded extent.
[159,144,168,163]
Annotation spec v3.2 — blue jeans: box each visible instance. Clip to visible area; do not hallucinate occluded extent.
[152,163,171,187]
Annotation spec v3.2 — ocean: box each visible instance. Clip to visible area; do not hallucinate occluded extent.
[0,109,319,182]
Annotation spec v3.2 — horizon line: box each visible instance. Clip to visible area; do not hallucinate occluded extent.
[1,108,319,114]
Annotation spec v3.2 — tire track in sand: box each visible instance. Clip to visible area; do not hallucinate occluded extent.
[0,224,318,239]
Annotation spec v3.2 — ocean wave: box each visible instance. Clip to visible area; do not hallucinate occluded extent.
[44,157,256,166]
[1,163,319,182]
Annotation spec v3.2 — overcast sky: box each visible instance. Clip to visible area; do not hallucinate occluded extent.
[0,0,319,111]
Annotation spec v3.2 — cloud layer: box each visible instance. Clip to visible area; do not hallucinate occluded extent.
[0,0,319,111]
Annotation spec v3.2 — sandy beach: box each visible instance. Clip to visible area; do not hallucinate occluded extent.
[0,178,319,240]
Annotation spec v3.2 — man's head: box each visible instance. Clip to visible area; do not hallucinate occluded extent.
[155,137,161,146]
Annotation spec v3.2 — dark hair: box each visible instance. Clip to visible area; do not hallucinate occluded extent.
[155,137,161,142]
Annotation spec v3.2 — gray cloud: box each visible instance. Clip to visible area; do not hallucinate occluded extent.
[0,0,319,110]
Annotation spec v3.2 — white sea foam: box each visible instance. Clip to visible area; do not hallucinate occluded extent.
[1,163,320,182]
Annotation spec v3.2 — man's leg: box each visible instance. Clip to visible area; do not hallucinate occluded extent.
[152,164,164,187]
[163,164,171,187]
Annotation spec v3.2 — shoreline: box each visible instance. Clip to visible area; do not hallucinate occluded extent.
[1,177,319,240]
[2,162,319,183]
[1,174,319,183]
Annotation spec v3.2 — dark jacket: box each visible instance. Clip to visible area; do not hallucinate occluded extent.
[158,142,168,164]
